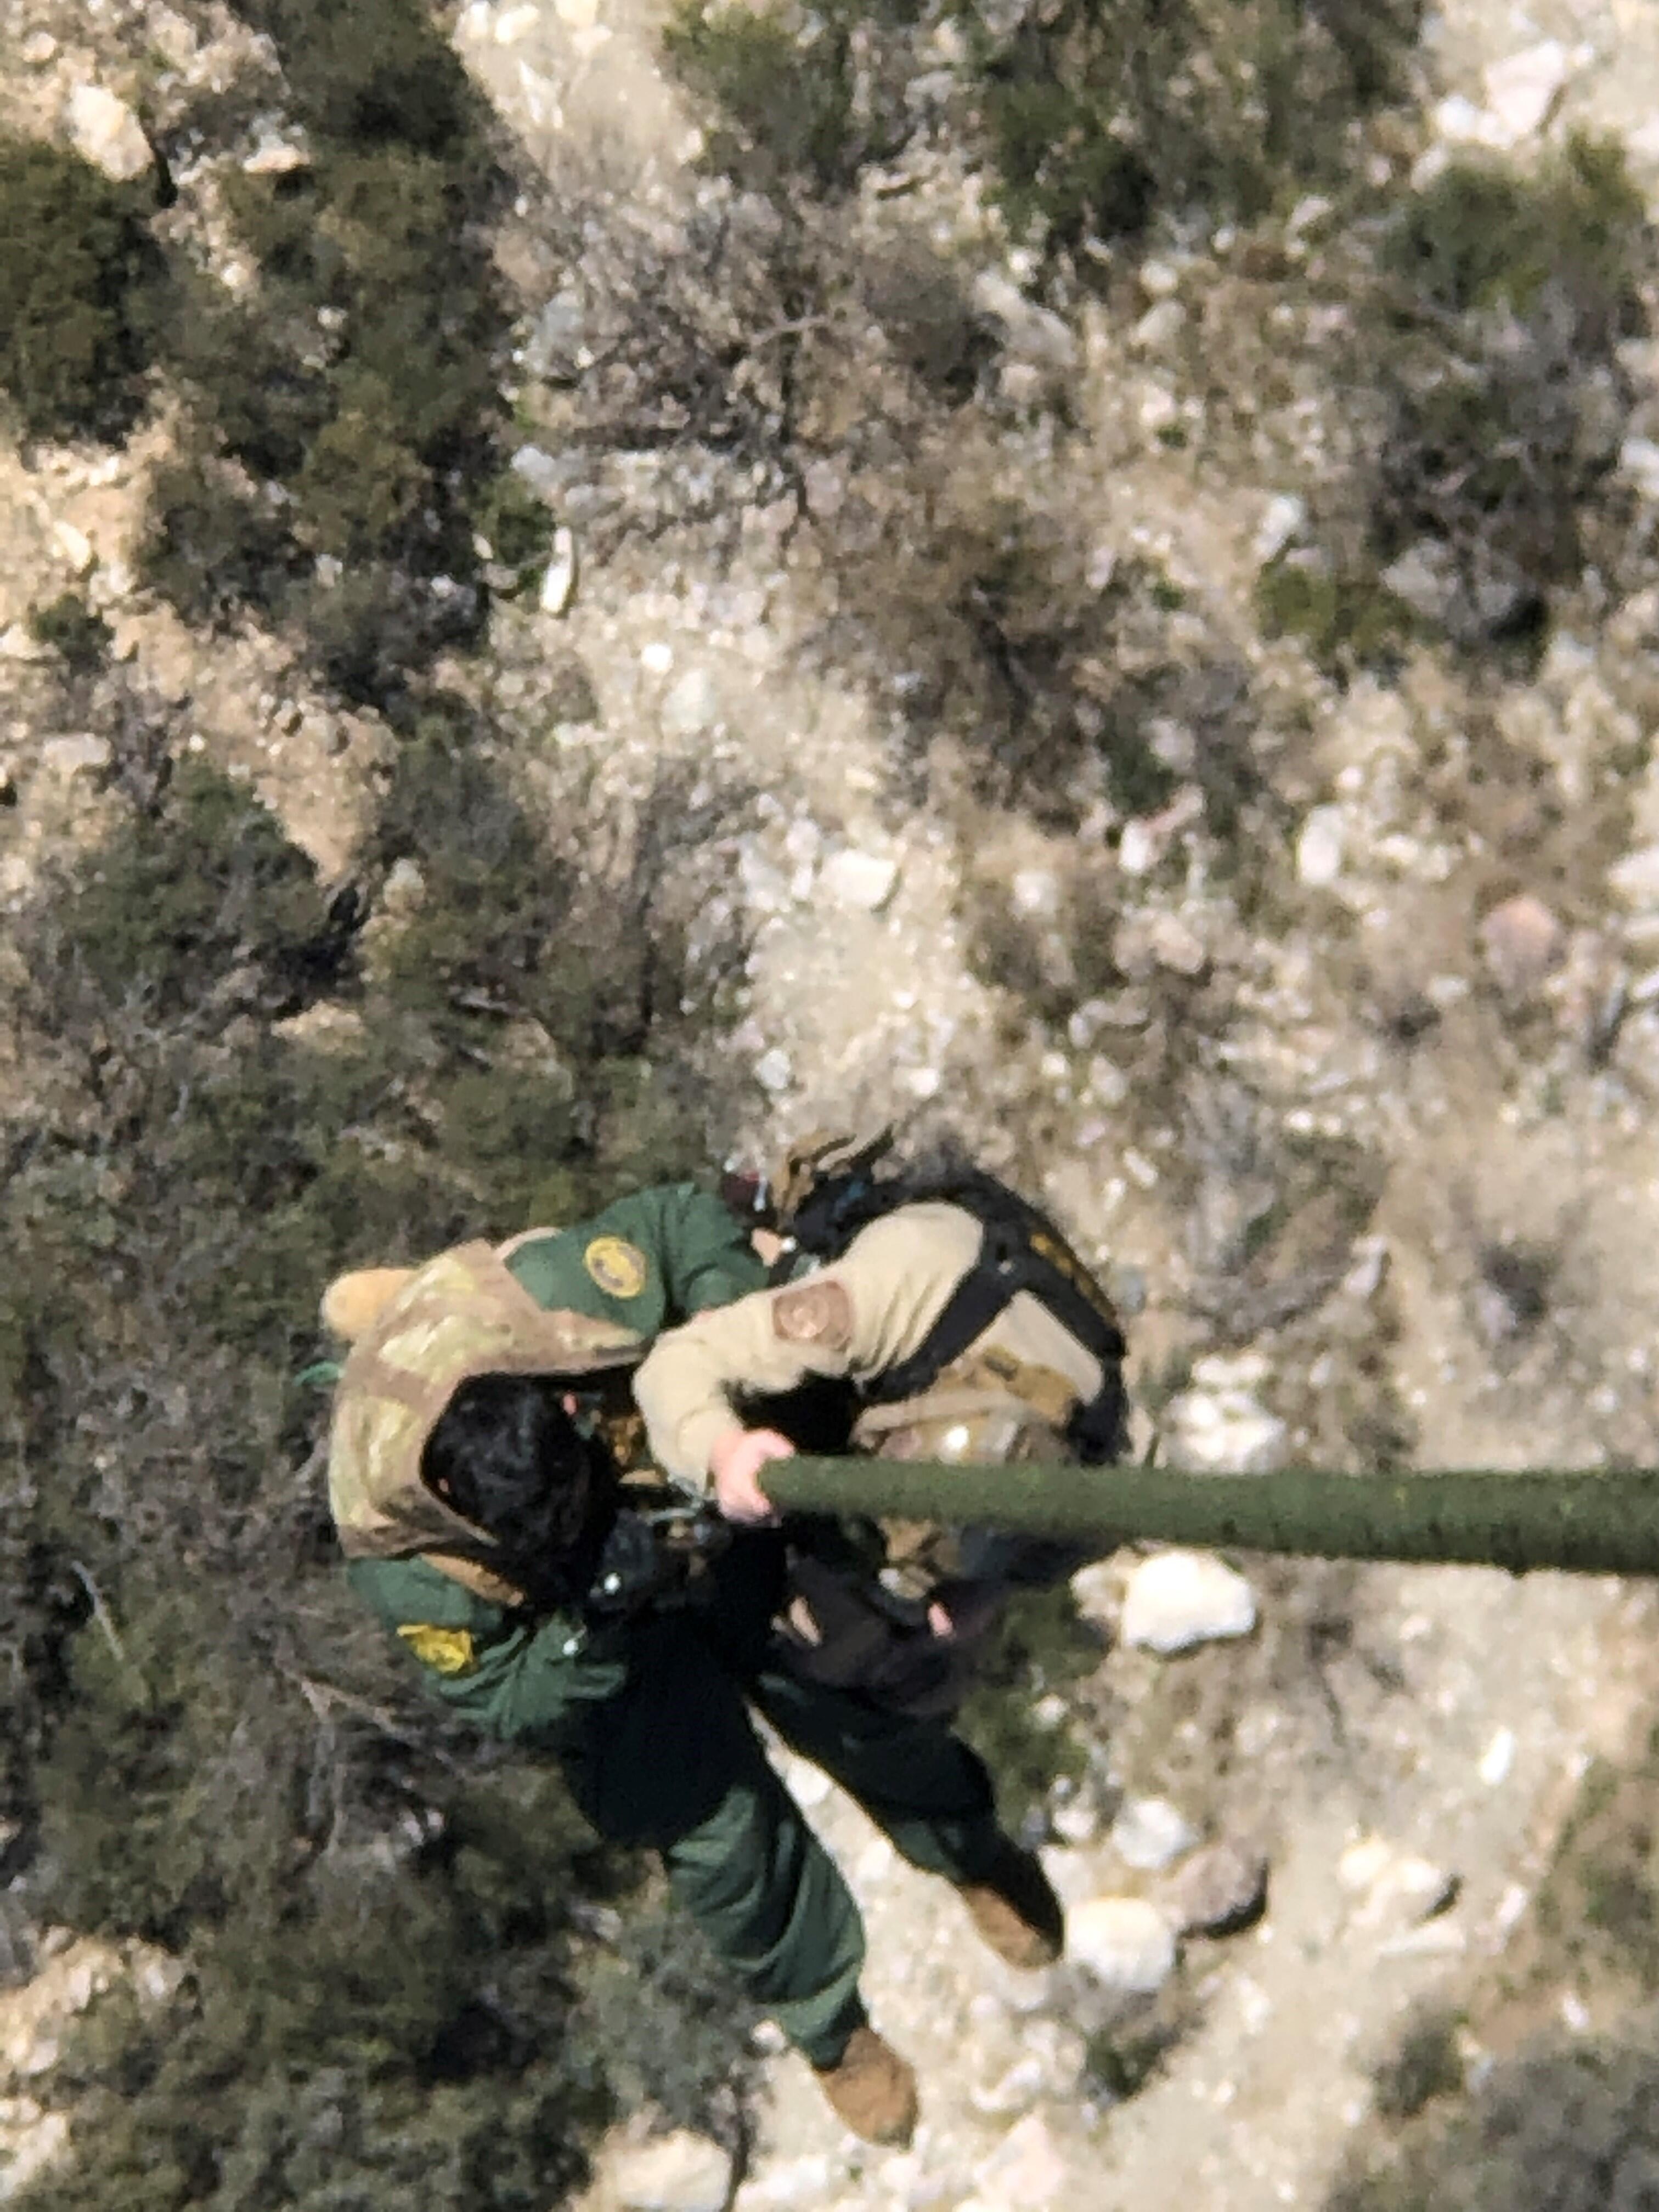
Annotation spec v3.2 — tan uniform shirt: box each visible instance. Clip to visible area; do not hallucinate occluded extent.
[634,1201,1107,1487]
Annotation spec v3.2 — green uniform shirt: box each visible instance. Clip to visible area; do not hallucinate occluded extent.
[345,1182,766,1741]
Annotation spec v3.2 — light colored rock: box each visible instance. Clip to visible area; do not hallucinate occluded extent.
[602,2129,733,2212]
[1478,894,1563,996]
[1050,1796,1099,1846]
[21,29,57,63]
[1121,1551,1257,1655]
[1110,1797,1199,1872]
[754,1047,792,1094]
[1296,804,1346,888]
[242,138,309,174]
[972,2111,1069,2208]
[1480,1726,1516,1785]
[972,271,1077,373]
[1068,1560,1120,1627]
[1163,1840,1269,1936]
[1086,1055,1128,1108]
[1609,842,1659,908]
[1011,866,1059,917]
[1340,1838,1458,1931]
[641,641,675,676]
[1067,1897,1177,1995]
[0,626,48,663]
[1253,494,1305,565]
[1620,437,1659,503]
[1164,1387,1289,1476]
[40,736,111,780]
[494,3,541,42]
[1131,299,1186,351]
[820,849,898,911]
[52,522,94,575]
[66,85,153,183]
[539,527,577,616]
[662,668,720,738]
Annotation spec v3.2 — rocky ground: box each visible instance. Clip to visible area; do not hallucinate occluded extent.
[5,0,1659,2208]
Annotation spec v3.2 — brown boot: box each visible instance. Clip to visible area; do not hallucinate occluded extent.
[959,1841,1066,1970]
[814,2025,919,2146]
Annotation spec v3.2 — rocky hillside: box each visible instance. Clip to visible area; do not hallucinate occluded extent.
[3,1,1659,2209]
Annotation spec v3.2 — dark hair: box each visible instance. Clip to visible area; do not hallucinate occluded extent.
[421,1374,614,1606]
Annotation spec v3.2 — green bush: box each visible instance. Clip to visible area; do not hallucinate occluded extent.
[957,1584,1101,1828]
[1253,557,1415,679]
[1363,133,1654,650]
[28,591,113,677]
[963,0,1422,256]
[0,138,161,442]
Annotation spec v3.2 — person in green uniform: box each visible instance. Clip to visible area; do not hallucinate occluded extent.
[323,1182,1062,2149]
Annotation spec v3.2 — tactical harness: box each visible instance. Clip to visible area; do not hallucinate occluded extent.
[776,1164,1130,1466]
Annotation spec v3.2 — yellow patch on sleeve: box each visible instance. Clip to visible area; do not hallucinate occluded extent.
[397,1623,477,1675]
[584,1234,650,1299]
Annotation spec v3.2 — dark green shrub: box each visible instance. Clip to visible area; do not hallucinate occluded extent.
[137,457,303,628]
[1254,557,1415,678]
[963,0,1422,257]
[28,591,113,676]
[0,138,161,442]
[1372,2004,1466,2120]
[1363,133,1654,649]
[664,0,919,193]
[957,1584,1102,1827]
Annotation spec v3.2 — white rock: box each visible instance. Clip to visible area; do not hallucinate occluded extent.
[1131,299,1186,351]
[1481,41,1579,143]
[604,2129,732,2212]
[538,526,577,615]
[1050,1796,1099,1846]
[494,3,541,42]
[1110,1796,1199,1871]
[1342,1839,1458,1930]
[1011,866,1059,917]
[1253,494,1305,565]
[242,138,309,175]
[661,668,720,738]
[1121,1551,1257,1655]
[40,735,111,779]
[1609,843,1659,907]
[1137,382,1180,436]
[1067,1897,1177,1995]
[1296,804,1346,887]
[1164,1390,1289,1476]
[0,625,48,663]
[1139,259,1181,298]
[754,1047,792,1094]
[1086,1055,1128,1108]
[1068,1560,1119,1627]
[641,641,675,676]
[21,29,57,63]
[53,521,95,575]
[1480,1726,1516,1785]
[1620,437,1659,503]
[66,85,153,183]
[972,2111,1069,2208]
[820,849,898,911]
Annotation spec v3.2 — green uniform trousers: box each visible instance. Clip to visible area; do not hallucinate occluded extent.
[554,1533,1003,2065]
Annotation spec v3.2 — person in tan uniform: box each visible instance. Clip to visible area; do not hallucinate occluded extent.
[635,1141,1129,1713]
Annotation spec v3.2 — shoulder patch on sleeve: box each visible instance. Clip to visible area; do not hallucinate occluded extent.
[772,1278,853,1348]
[397,1623,477,1675]
[584,1235,650,1299]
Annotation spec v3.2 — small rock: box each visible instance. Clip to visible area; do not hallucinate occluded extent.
[754,1047,793,1094]
[1610,843,1659,909]
[661,667,720,738]
[1296,804,1346,888]
[242,137,309,174]
[1086,1055,1128,1108]
[21,29,57,63]
[66,85,153,183]
[1121,1552,1257,1655]
[1163,1840,1269,1936]
[40,735,111,779]
[1341,1838,1458,1930]
[820,849,898,911]
[1011,866,1059,917]
[641,641,675,676]
[1068,1560,1119,1627]
[1381,541,1457,625]
[1620,437,1659,503]
[1131,298,1186,351]
[1480,1726,1516,1785]
[539,526,577,616]
[971,2110,1069,2208]
[1050,1796,1099,1847]
[1110,1797,1199,1872]
[1479,893,1564,996]
[53,521,94,575]
[1137,382,1180,437]
[1253,494,1305,565]
[1164,1389,1289,1475]
[1067,1897,1177,1995]
[603,2129,732,2212]
[383,857,426,910]
[494,2,541,42]
[802,459,843,518]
